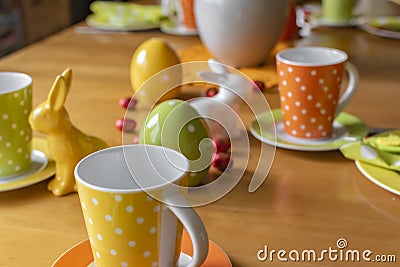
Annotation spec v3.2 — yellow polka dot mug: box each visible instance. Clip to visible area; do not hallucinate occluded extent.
[276,47,359,140]
[0,72,32,177]
[75,144,209,267]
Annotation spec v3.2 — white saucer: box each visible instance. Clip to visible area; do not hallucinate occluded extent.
[250,109,368,152]
[160,21,198,36]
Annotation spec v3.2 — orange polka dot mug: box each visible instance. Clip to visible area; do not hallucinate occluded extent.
[161,0,197,30]
[276,46,358,140]
[75,144,209,267]
[0,72,32,177]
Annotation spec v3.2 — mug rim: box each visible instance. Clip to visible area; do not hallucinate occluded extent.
[276,46,348,67]
[75,144,189,194]
[0,72,32,94]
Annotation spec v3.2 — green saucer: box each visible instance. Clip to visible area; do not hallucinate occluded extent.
[0,137,55,192]
[250,109,368,151]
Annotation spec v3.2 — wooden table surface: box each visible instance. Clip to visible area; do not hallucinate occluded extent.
[0,23,399,267]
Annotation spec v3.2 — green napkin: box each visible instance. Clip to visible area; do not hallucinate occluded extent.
[89,1,163,27]
[340,131,400,172]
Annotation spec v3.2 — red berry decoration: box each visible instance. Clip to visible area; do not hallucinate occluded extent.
[253,80,265,92]
[119,97,137,110]
[205,87,219,97]
[212,138,231,153]
[115,118,136,132]
[212,152,232,172]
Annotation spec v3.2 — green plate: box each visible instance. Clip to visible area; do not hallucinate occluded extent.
[86,2,163,31]
[86,14,160,31]
[355,130,400,195]
[359,16,400,39]
[356,161,400,196]
[250,109,368,151]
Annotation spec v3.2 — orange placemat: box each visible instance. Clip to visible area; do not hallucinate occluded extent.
[177,41,293,90]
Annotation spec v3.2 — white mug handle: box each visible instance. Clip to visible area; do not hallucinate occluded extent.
[335,62,359,117]
[165,193,209,267]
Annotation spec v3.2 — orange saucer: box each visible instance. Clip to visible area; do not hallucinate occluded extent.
[52,230,232,267]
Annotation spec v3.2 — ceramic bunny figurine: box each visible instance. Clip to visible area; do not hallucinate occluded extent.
[29,68,108,196]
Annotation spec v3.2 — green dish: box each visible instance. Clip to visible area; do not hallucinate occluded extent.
[356,161,400,196]
[359,16,400,39]
[86,2,163,31]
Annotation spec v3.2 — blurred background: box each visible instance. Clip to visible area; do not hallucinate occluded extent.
[0,0,95,57]
[1,0,399,57]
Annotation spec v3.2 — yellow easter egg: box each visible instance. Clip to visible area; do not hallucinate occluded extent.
[130,38,181,104]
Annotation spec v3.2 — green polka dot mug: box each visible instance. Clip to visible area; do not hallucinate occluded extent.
[75,144,209,267]
[0,72,32,177]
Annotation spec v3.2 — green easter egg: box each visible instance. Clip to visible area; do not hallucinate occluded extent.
[139,99,212,186]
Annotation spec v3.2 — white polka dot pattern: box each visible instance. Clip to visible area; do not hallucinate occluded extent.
[0,83,32,176]
[77,189,182,266]
[276,60,345,138]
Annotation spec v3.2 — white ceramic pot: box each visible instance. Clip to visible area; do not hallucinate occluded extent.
[194,0,289,67]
